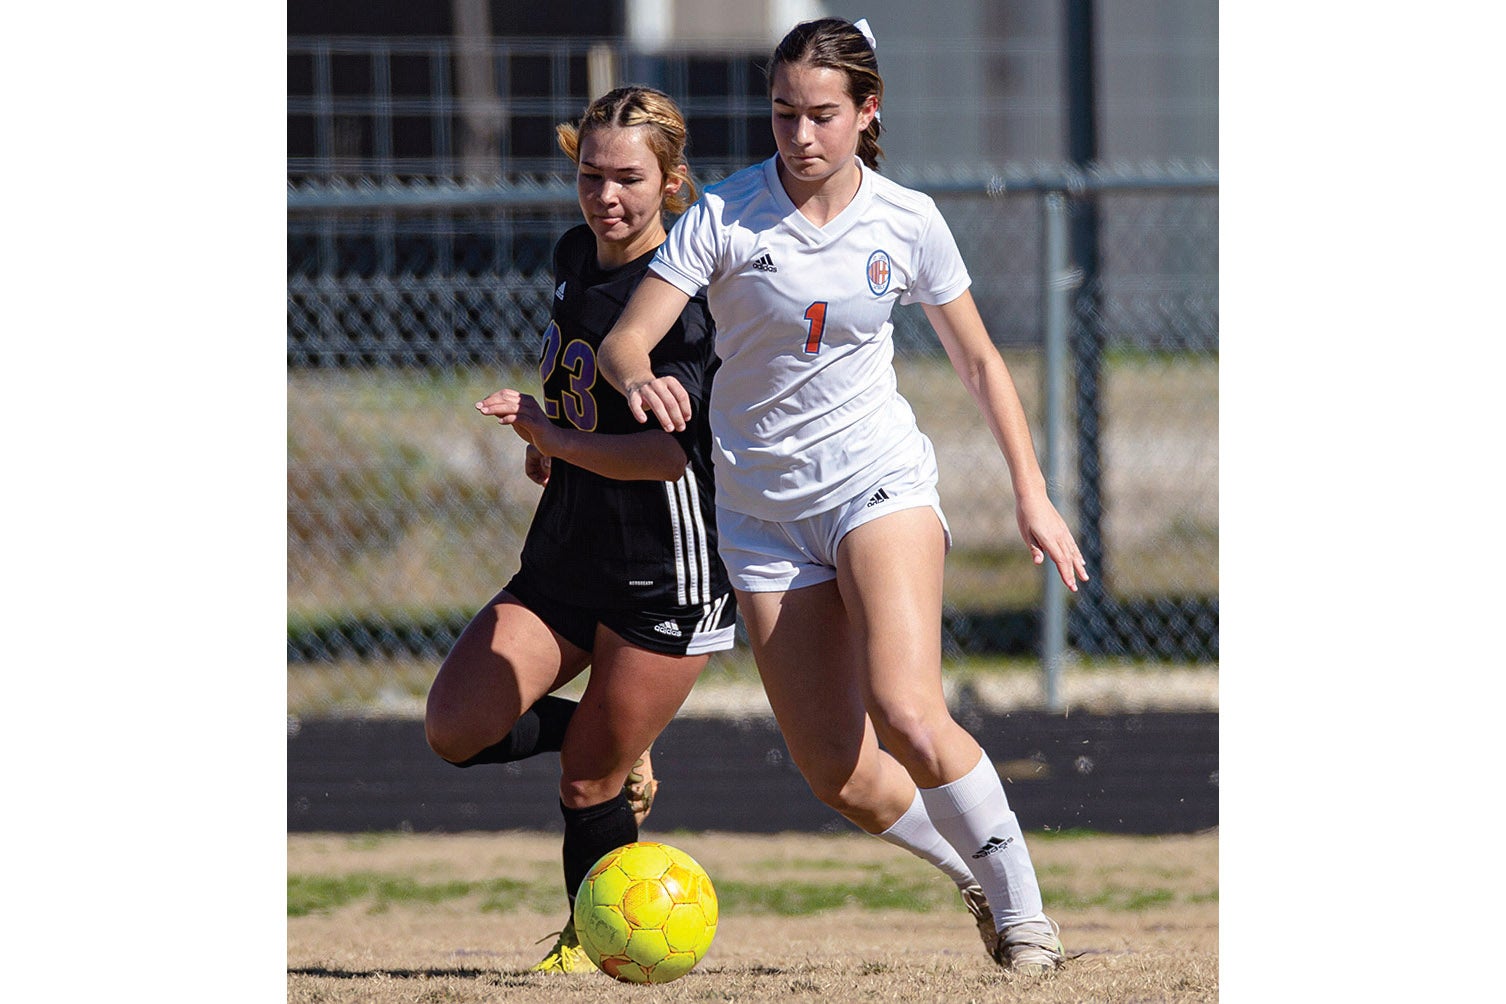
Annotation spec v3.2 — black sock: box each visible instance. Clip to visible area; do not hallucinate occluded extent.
[561,791,637,904]
[453,695,577,767]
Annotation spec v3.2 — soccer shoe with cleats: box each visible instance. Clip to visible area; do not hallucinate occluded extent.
[623,747,659,826]
[529,918,597,974]
[960,884,1001,958]
[994,915,1065,974]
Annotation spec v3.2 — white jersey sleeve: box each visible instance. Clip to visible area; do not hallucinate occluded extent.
[900,204,972,306]
[650,196,723,297]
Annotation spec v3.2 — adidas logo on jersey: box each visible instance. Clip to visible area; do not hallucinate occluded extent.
[971,835,1015,859]
[865,488,891,507]
[652,620,683,638]
[751,253,778,272]
[555,281,567,300]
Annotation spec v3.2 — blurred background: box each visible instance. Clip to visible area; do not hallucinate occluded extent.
[286,0,1218,721]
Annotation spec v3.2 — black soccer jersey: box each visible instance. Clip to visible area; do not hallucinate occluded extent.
[516,224,730,610]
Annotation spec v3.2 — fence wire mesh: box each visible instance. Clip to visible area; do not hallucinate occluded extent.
[287,172,1216,682]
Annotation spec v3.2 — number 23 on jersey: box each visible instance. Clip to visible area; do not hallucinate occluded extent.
[538,320,599,431]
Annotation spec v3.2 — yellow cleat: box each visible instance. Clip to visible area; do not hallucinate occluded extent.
[529,918,598,974]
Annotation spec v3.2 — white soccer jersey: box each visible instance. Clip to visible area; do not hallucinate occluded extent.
[650,155,972,521]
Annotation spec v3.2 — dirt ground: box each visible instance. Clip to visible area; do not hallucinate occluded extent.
[289,829,1217,1003]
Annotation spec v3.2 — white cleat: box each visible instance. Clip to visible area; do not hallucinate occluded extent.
[960,884,1001,958]
[995,915,1066,974]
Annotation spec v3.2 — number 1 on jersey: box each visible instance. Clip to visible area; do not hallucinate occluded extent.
[803,301,828,354]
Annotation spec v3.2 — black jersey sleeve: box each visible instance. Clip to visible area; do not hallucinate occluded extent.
[648,291,717,460]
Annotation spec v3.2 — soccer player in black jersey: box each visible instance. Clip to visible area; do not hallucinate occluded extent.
[424,86,735,974]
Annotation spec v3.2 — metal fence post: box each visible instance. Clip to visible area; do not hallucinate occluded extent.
[1041,191,1072,712]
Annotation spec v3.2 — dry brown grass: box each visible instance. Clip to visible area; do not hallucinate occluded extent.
[289,830,1217,1003]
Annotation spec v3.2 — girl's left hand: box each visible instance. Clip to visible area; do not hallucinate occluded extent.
[523,444,551,486]
[1016,492,1090,591]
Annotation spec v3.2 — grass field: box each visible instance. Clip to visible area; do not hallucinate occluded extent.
[286,352,1219,1000]
[288,829,1217,1003]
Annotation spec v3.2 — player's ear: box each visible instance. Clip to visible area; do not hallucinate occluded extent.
[857,94,879,130]
[663,164,687,197]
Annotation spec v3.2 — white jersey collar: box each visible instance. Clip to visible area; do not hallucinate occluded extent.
[761,155,875,246]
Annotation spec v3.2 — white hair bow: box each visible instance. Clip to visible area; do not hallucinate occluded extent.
[853,17,877,52]
[852,18,880,122]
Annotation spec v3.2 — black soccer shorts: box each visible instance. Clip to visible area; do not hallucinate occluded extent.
[503,572,736,657]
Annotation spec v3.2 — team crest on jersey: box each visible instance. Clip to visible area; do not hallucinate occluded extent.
[866,249,892,296]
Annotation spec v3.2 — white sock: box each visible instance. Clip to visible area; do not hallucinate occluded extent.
[918,749,1046,928]
[875,788,975,889]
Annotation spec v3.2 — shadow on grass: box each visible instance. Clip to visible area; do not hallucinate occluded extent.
[289,962,793,982]
[288,966,556,986]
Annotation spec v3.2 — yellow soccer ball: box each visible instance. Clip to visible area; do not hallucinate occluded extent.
[573,841,719,984]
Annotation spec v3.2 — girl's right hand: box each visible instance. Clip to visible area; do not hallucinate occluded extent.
[477,388,554,451]
[625,375,692,432]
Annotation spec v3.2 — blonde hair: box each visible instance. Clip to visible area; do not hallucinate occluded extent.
[768,17,885,170]
[555,86,696,214]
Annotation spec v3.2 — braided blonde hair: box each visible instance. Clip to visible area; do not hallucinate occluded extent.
[556,86,696,213]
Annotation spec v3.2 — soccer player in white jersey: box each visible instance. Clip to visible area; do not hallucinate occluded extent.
[599,18,1087,974]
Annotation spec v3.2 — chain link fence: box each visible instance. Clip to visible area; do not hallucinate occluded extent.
[288,167,1216,681]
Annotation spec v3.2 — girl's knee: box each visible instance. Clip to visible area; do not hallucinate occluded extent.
[424,715,477,765]
[424,692,505,764]
[871,708,934,749]
[803,762,877,814]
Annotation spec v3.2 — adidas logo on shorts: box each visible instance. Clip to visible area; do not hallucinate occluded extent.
[555,281,567,300]
[865,488,891,507]
[652,620,683,638]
